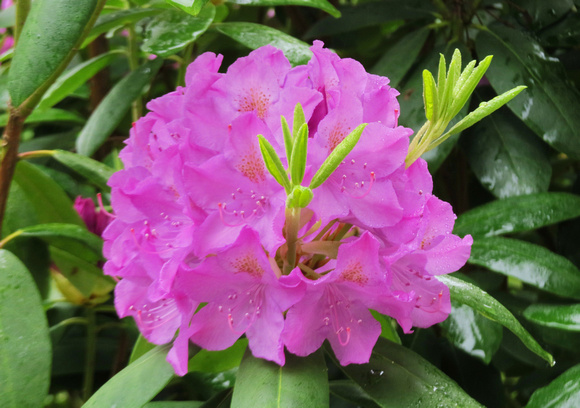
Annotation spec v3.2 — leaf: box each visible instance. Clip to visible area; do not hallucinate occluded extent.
[0,4,15,29]
[335,337,484,408]
[0,249,51,408]
[51,149,116,191]
[76,58,163,157]
[37,51,121,111]
[145,402,204,408]
[189,338,248,373]
[83,344,177,408]
[469,236,580,300]
[166,0,210,16]
[512,0,575,29]
[129,334,157,364]
[231,349,328,408]
[12,161,84,226]
[258,134,291,191]
[438,274,554,365]
[524,303,580,331]
[329,380,380,408]
[439,302,503,364]
[141,5,215,57]
[454,192,580,238]
[526,363,580,408]
[0,108,85,127]
[462,107,551,199]
[475,24,580,159]
[227,0,340,18]
[8,0,100,108]
[214,22,312,66]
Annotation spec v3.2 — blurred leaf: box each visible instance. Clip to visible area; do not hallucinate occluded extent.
[439,302,503,364]
[129,334,156,364]
[38,51,121,111]
[231,349,328,408]
[0,108,85,127]
[76,58,163,156]
[511,0,574,28]
[526,363,580,408]
[469,237,580,300]
[214,22,312,66]
[476,24,580,159]
[540,12,580,48]
[190,339,248,373]
[329,380,381,408]
[336,337,484,408]
[8,0,100,108]
[227,0,340,18]
[524,303,580,331]
[0,4,14,29]
[455,192,580,238]
[439,274,554,365]
[370,310,401,345]
[83,344,178,408]
[142,5,215,57]
[145,402,204,408]
[165,0,210,16]
[200,389,233,408]
[0,249,51,408]
[51,149,115,191]
[462,108,551,198]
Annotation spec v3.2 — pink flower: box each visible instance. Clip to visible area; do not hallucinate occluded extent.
[73,196,111,236]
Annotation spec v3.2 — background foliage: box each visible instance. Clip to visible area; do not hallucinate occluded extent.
[1,0,580,407]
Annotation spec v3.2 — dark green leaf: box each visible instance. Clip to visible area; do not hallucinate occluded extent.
[329,380,380,408]
[231,349,328,408]
[511,0,574,28]
[438,274,554,365]
[145,402,204,408]
[190,339,247,373]
[227,0,340,18]
[0,249,51,408]
[52,149,115,190]
[454,192,580,238]
[526,363,580,408]
[8,0,100,107]
[83,345,177,408]
[214,22,312,66]
[524,303,580,331]
[200,389,233,408]
[336,337,484,408]
[469,236,580,299]
[475,25,580,159]
[141,5,215,57]
[76,58,163,156]
[0,108,85,127]
[462,108,551,198]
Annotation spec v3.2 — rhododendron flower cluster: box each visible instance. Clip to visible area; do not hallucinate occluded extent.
[103,41,473,375]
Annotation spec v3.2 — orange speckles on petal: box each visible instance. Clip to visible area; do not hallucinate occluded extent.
[236,87,271,119]
[236,147,267,183]
[327,120,351,152]
[340,261,368,285]
[231,254,265,278]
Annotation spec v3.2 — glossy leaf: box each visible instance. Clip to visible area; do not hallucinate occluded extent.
[165,0,210,16]
[524,304,580,332]
[190,339,248,373]
[0,108,85,127]
[231,349,328,408]
[476,24,580,159]
[0,249,51,408]
[141,5,215,57]
[83,344,177,408]
[336,337,484,407]
[214,22,312,66]
[228,0,339,17]
[526,363,580,408]
[462,107,551,198]
[8,0,100,108]
[454,192,580,238]
[469,236,580,300]
[76,58,163,156]
[52,149,115,191]
[329,380,380,408]
[438,274,553,365]
[514,0,575,29]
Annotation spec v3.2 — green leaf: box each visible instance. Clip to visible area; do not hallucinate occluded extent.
[0,108,85,127]
[454,192,580,238]
[52,149,116,191]
[422,69,437,121]
[329,380,380,408]
[231,349,328,408]
[526,363,580,408]
[289,123,308,185]
[450,56,492,118]
[145,402,204,408]
[281,116,293,163]
[141,5,215,57]
[0,249,51,408]
[83,344,179,408]
[475,24,580,159]
[439,302,503,364]
[129,334,156,364]
[292,103,306,142]
[462,107,551,199]
[76,58,163,156]
[438,274,554,365]
[12,161,84,226]
[38,51,121,111]
[0,4,15,29]
[189,338,248,373]
[227,0,340,18]
[8,0,101,108]
[469,236,580,300]
[524,303,580,331]
[335,337,484,408]
[165,0,210,16]
[258,134,291,192]
[214,22,312,66]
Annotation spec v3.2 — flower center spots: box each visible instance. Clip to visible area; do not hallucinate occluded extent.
[340,261,368,285]
[129,297,179,334]
[232,254,265,278]
[326,120,351,152]
[236,147,266,183]
[237,88,271,119]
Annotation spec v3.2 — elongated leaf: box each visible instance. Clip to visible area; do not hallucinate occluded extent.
[38,51,121,111]
[438,274,554,365]
[476,24,580,159]
[0,108,85,127]
[422,69,437,121]
[454,192,580,238]
[145,402,204,408]
[231,349,328,408]
[8,0,100,108]
[214,22,312,66]
[129,335,157,365]
[190,339,248,373]
[76,58,163,156]
[469,236,580,300]
[336,337,484,407]
[166,0,210,16]
[524,304,580,332]
[258,135,291,191]
[526,363,580,408]
[329,380,380,408]
[0,249,51,408]
[52,149,115,191]
[228,0,339,17]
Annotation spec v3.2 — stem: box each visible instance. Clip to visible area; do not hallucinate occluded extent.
[176,42,194,88]
[283,207,301,274]
[127,24,142,122]
[0,110,24,237]
[0,229,22,248]
[14,0,31,44]
[82,308,97,401]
